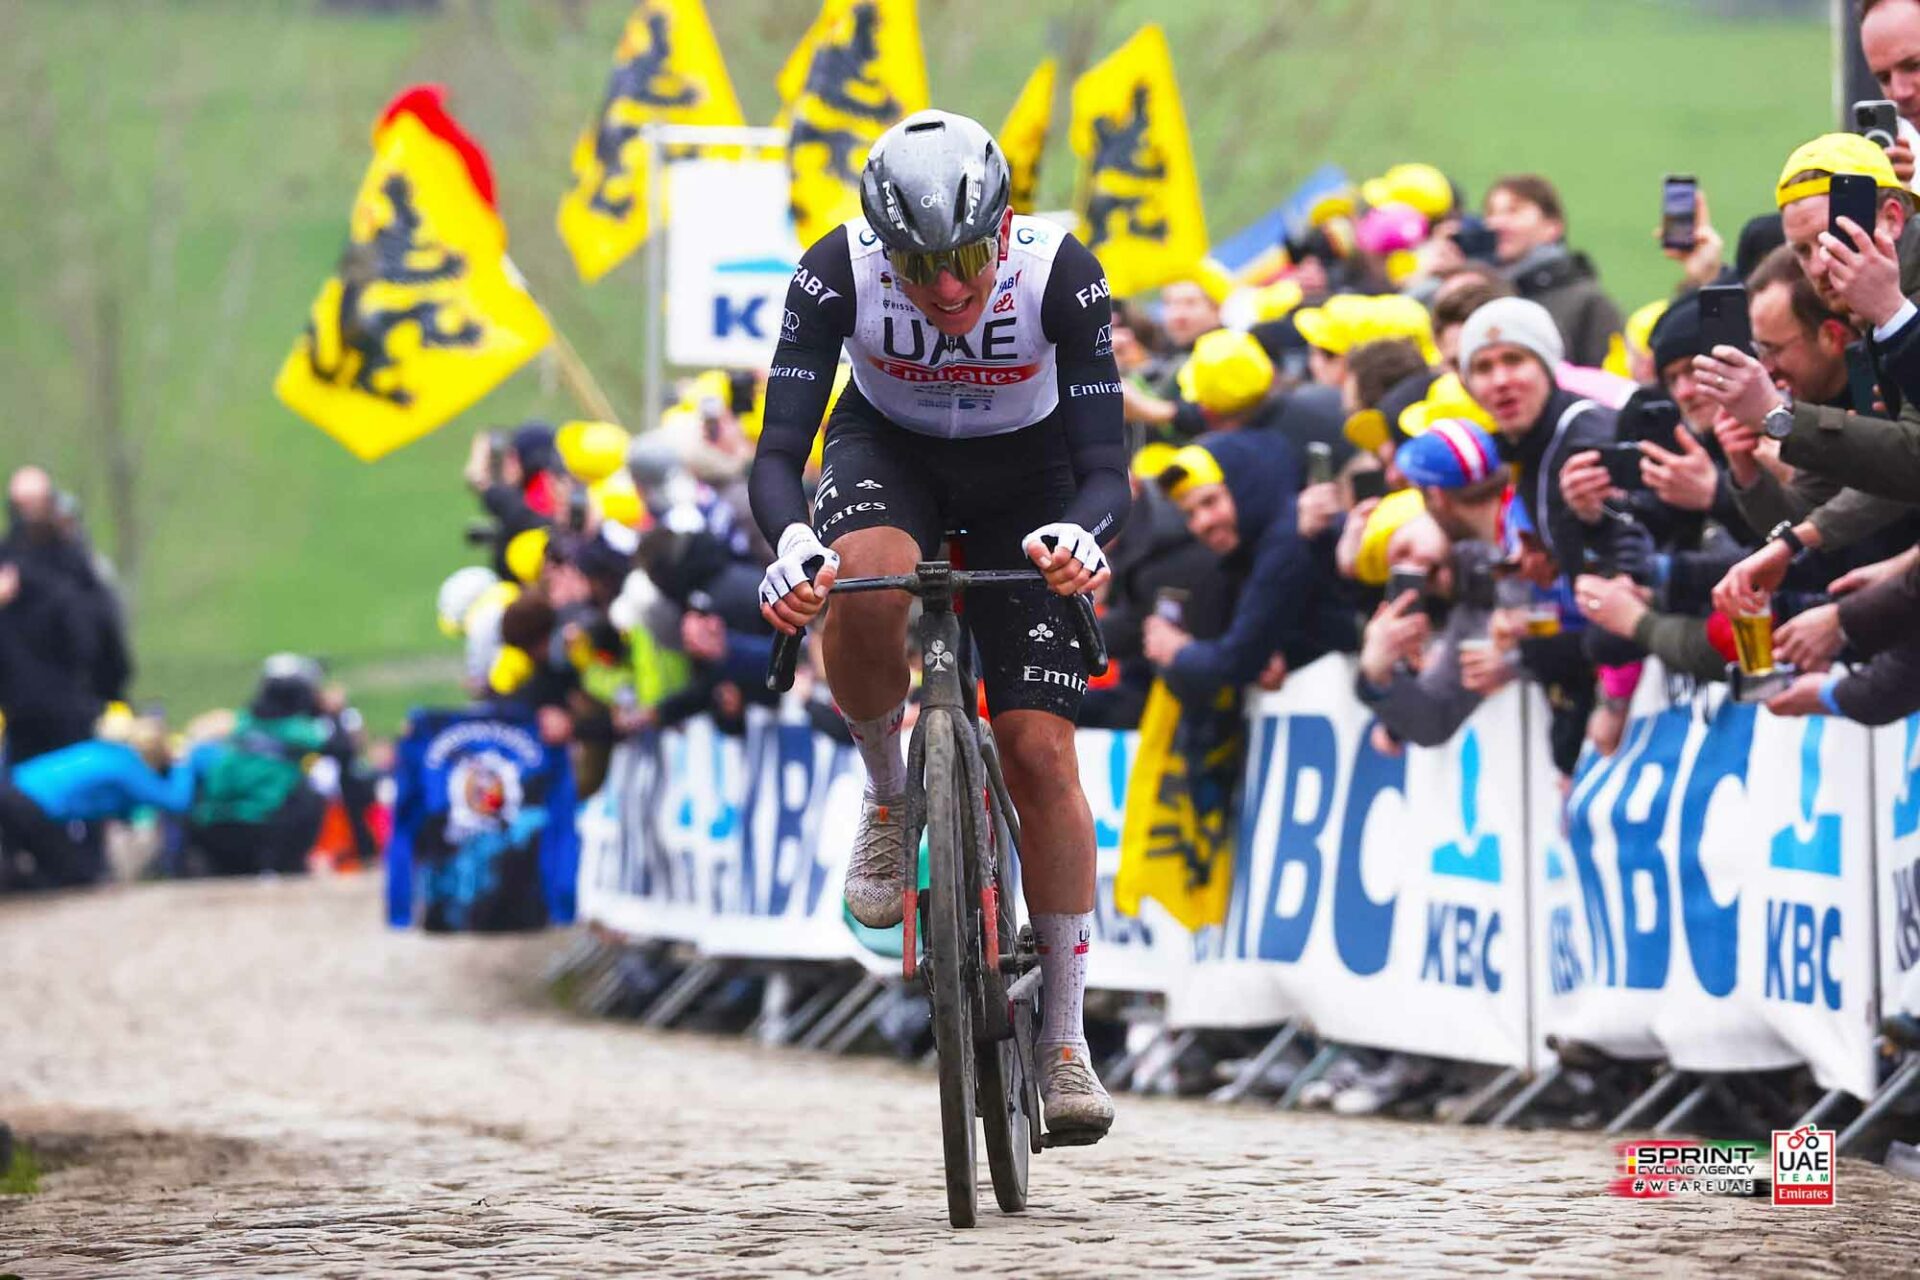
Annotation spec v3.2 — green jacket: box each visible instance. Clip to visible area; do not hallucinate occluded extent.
[189,712,331,826]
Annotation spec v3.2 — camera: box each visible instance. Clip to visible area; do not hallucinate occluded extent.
[463,519,498,547]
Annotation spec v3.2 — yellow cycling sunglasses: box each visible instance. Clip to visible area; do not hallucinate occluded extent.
[886,236,998,287]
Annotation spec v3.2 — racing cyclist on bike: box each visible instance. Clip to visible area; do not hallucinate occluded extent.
[749,110,1128,1139]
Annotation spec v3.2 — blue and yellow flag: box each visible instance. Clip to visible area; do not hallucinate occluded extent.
[778,0,929,248]
[1069,24,1208,297]
[1114,679,1241,931]
[999,58,1056,215]
[558,0,745,283]
[275,86,552,461]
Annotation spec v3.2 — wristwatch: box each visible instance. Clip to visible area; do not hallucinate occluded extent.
[1762,403,1795,442]
[1768,519,1807,558]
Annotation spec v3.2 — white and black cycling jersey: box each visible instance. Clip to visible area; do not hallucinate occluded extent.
[749,214,1127,546]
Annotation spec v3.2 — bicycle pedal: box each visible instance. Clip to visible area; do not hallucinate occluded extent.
[1040,1126,1107,1149]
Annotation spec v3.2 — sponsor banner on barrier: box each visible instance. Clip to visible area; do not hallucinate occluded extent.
[1169,656,1534,1070]
[576,710,880,968]
[1874,713,1920,1020]
[1538,665,1878,1099]
[1078,728,1192,994]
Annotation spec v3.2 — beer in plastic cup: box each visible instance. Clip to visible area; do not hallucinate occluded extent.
[1524,604,1561,638]
[1732,607,1775,676]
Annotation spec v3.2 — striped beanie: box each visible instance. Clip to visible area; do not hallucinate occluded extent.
[1394,417,1504,490]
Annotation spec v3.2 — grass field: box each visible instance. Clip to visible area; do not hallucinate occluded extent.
[0,0,1832,733]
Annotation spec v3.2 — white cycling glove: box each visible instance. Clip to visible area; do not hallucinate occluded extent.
[759,523,841,611]
[1021,522,1108,582]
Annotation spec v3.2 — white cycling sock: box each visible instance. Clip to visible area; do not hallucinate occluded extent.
[845,701,907,803]
[1033,911,1093,1050]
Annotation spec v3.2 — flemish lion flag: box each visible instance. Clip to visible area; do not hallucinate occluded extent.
[558,0,744,283]
[998,58,1055,215]
[780,0,928,248]
[1069,24,1208,297]
[276,86,550,461]
[1114,680,1242,932]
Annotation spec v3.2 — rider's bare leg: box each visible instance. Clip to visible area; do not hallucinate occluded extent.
[994,708,1097,1054]
[822,526,920,798]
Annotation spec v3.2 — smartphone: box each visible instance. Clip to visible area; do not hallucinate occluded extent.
[1386,565,1429,613]
[1828,172,1879,248]
[1845,343,1882,414]
[1600,442,1648,491]
[1660,174,1697,253]
[1350,469,1389,503]
[1305,441,1335,486]
[1698,283,1752,356]
[1153,587,1189,626]
[1854,98,1900,151]
[1449,216,1498,261]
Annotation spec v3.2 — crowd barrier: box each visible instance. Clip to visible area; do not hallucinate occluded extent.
[573,656,1920,1105]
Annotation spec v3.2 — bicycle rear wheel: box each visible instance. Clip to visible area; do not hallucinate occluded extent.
[923,712,977,1229]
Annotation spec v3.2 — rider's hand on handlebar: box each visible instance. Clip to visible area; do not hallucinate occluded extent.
[759,524,841,635]
[1022,522,1110,597]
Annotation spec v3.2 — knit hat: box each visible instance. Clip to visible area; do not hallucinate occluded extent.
[1457,297,1564,374]
[1647,290,1707,376]
[1395,418,1505,490]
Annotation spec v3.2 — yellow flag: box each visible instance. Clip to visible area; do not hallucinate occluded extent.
[781,0,929,248]
[275,87,552,462]
[1115,680,1240,931]
[1069,24,1208,297]
[998,58,1055,215]
[558,0,745,283]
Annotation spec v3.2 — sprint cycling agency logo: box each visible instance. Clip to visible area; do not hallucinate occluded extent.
[1610,1141,1766,1200]
[1771,1125,1836,1206]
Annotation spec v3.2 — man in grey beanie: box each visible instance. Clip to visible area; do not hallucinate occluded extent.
[1460,296,1622,577]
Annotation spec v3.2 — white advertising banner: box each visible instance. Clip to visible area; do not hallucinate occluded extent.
[1168,656,1535,1070]
[664,158,803,368]
[1873,713,1920,1020]
[1535,665,1879,1098]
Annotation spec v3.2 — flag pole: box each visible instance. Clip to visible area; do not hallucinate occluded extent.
[503,253,624,425]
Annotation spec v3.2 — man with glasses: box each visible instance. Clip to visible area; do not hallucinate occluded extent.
[748,109,1127,1138]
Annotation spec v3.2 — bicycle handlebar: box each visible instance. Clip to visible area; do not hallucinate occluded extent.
[764,563,1109,693]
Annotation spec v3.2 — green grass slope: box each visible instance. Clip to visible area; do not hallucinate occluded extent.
[0,0,1828,731]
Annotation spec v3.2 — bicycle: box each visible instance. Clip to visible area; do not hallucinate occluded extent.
[768,557,1109,1228]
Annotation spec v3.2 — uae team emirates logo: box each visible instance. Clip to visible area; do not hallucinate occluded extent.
[866,355,1041,385]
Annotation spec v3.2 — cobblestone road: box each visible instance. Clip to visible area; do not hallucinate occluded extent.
[2,877,1915,1277]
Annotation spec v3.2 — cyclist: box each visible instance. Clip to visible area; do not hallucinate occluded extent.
[749,109,1128,1138]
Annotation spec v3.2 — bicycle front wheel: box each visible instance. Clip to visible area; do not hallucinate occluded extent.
[923,711,977,1229]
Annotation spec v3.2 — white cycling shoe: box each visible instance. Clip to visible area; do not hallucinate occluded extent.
[844,799,907,928]
[1040,1042,1115,1137]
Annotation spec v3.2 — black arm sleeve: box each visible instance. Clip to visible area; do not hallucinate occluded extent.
[1041,234,1131,544]
[747,226,856,544]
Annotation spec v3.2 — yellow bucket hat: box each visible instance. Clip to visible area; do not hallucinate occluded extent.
[1156,443,1227,501]
[1398,372,1495,438]
[1353,487,1428,586]
[504,527,550,586]
[1361,163,1454,221]
[1293,294,1374,355]
[555,420,632,484]
[1176,329,1276,416]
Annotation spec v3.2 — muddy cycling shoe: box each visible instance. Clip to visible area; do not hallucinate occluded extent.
[1039,1043,1114,1140]
[844,799,907,928]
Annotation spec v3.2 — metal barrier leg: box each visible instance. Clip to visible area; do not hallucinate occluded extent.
[1277,1044,1346,1112]
[750,969,794,1045]
[1653,1078,1725,1135]
[1487,1063,1564,1129]
[1103,1025,1168,1093]
[1131,1029,1199,1095]
[796,974,884,1051]
[771,970,861,1047]
[1445,1066,1525,1125]
[1210,1022,1304,1104]
[1604,1068,1693,1135]
[643,959,728,1028]
[1794,1089,1851,1131]
[542,934,606,986]
[825,983,906,1054]
[1838,1055,1920,1155]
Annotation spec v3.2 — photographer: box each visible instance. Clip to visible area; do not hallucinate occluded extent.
[1355,420,1516,745]
[463,423,562,581]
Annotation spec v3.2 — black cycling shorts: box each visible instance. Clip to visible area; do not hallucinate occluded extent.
[814,384,1089,721]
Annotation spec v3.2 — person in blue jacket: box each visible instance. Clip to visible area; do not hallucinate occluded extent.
[0,716,201,889]
[1147,431,1358,702]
